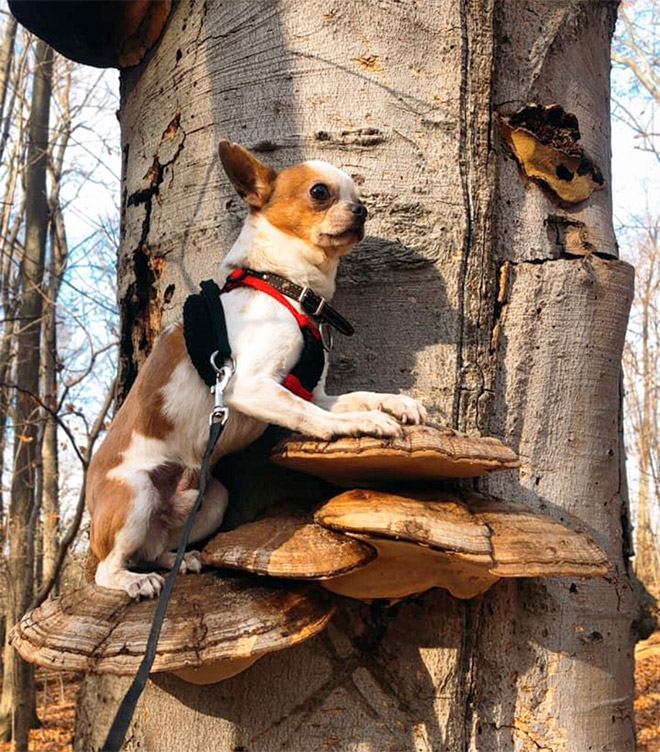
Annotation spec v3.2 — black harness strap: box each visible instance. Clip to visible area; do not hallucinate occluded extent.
[183,279,230,387]
[102,282,232,752]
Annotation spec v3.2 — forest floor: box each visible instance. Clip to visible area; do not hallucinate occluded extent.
[0,638,658,751]
[0,671,80,752]
[637,631,660,751]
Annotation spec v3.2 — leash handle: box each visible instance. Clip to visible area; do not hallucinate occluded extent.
[101,382,230,752]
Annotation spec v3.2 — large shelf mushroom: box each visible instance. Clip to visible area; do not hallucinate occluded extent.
[8,0,172,68]
[270,424,520,486]
[314,490,610,599]
[10,572,334,685]
[202,489,610,601]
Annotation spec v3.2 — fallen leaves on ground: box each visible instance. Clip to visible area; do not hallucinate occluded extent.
[637,632,660,752]
[0,671,80,752]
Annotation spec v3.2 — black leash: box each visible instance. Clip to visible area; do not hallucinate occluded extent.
[102,282,232,752]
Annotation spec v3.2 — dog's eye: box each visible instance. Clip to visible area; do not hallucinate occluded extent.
[310,183,331,201]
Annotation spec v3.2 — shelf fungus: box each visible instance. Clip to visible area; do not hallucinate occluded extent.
[9,572,334,685]
[313,490,611,601]
[203,515,377,579]
[270,424,520,486]
[8,0,172,68]
[501,103,604,204]
[201,490,610,602]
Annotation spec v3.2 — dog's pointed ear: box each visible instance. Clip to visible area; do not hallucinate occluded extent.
[218,141,277,208]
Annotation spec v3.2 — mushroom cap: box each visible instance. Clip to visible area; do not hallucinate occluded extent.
[464,495,611,578]
[271,424,520,486]
[315,489,492,563]
[312,490,610,601]
[9,0,172,68]
[314,490,495,600]
[10,573,334,683]
[202,516,377,579]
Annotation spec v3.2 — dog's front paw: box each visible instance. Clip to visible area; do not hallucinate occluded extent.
[341,410,403,439]
[379,395,427,425]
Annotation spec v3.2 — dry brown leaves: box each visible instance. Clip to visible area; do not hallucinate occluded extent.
[0,671,80,752]
[637,631,660,752]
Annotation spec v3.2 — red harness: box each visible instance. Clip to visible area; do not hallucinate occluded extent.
[222,268,324,401]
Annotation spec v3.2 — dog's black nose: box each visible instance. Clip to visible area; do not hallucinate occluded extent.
[349,202,368,221]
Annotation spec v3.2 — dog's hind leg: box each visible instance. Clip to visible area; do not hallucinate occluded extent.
[93,473,167,598]
[155,477,229,572]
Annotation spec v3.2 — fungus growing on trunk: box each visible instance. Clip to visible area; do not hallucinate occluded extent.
[9,572,334,685]
[270,424,520,486]
[501,103,605,204]
[9,0,172,68]
[200,487,610,602]
[202,515,377,579]
[313,490,611,601]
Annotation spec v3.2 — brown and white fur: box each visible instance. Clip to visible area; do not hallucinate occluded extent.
[87,142,427,598]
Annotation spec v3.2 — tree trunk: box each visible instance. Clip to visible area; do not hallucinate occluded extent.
[631,239,660,599]
[0,14,17,165]
[75,1,637,750]
[0,38,53,749]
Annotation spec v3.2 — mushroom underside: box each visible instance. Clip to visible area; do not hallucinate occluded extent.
[8,0,172,68]
[320,537,500,600]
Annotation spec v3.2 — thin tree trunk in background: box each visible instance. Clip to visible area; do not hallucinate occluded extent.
[0,14,17,165]
[0,93,27,531]
[40,58,71,586]
[630,229,660,599]
[0,38,53,749]
[0,27,28,169]
[75,1,636,750]
[40,204,68,589]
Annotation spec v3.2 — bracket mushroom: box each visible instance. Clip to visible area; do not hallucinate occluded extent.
[501,103,605,204]
[270,424,520,486]
[9,0,172,68]
[313,489,610,600]
[201,489,609,602]
[10,572,334,685]
[202,514,377,579]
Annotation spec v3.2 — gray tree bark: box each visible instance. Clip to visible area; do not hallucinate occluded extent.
[75,1,637,750]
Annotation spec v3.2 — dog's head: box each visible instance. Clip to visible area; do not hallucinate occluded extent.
[219,141,367,256]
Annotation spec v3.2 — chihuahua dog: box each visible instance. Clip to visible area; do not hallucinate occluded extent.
[87,142,427,598]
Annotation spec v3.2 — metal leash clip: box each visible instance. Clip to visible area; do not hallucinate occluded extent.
[319,322,333,353]
[209,351,234,426]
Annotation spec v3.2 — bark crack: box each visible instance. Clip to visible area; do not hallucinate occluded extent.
[118,112,186,401]
[452,0,474,432]
[461,598,484,751]
[491,721,556,751]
